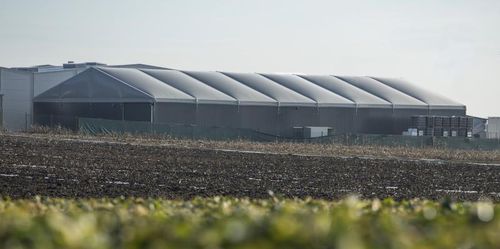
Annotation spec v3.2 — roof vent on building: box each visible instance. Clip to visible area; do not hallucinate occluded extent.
[63,63,76,69]
[63,61,106,69]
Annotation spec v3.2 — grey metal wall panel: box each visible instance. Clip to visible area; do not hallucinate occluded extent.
[238,106,279,134]
[317,107,354,133]
[429,109,466,116]
[261,74,355,107]
[276,106,321,136]
[195,104,240,128]
[154,103,197,125]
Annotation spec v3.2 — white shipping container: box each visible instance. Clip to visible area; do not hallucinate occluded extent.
[304,127,333,138]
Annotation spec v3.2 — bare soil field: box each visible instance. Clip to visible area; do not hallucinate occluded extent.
[22,131,500,163]
[1,134,499,200]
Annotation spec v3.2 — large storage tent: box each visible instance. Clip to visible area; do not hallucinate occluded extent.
[33,66,466,136]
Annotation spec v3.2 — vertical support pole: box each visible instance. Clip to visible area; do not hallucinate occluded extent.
[0,94,3,129]
[195,98,199,125]
[276,102,280,137]
[150,102,155,134]
[392,104,396,133]
[355,103,358,134]
[29,73,34,129]
[150,102,154,124]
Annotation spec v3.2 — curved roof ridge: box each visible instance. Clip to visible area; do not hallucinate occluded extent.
[296,74,357,103]
[178,70,240,103]
[369,76,465,108]
[175,70,238,102]
[219,71,280,104]
[297,74,390,107]
[181,70,244,102]
[137,69,197,100]
[334,75,428,107]
[96,66,195,102]
[136,69,237,103]
[94,67,155,99]
[182,70,277,105]
[257,74,320,105]
[368,76,430,105]
[264,74,356,106]
[324,75,392,105]
[35,67,156,103]
[333,75,394,104]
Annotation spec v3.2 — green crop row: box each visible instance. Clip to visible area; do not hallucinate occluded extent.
[0,196,499,249]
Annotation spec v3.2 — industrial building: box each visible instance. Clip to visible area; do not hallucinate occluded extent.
[0,62,102,130]
[32,65,466,137]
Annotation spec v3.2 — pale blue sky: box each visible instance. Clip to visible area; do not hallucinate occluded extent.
[1,0,499,117]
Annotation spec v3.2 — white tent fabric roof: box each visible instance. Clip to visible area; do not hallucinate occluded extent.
[140,69,237,105]
[298,75,391,108]
[221,72,316,106]
[97,67,195,103]
[183,71,277,106]
[34,66,466,110]
[34,67,193,103]
[371,77,464,109]
[336,76,429,108]
[260,74,355,107]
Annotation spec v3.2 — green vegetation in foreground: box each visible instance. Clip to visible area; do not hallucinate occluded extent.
[0,196,499,249]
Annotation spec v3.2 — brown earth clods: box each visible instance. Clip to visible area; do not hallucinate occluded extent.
[0,134,499,201]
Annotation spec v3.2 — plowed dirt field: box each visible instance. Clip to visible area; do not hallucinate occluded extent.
[1,134,499,200]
